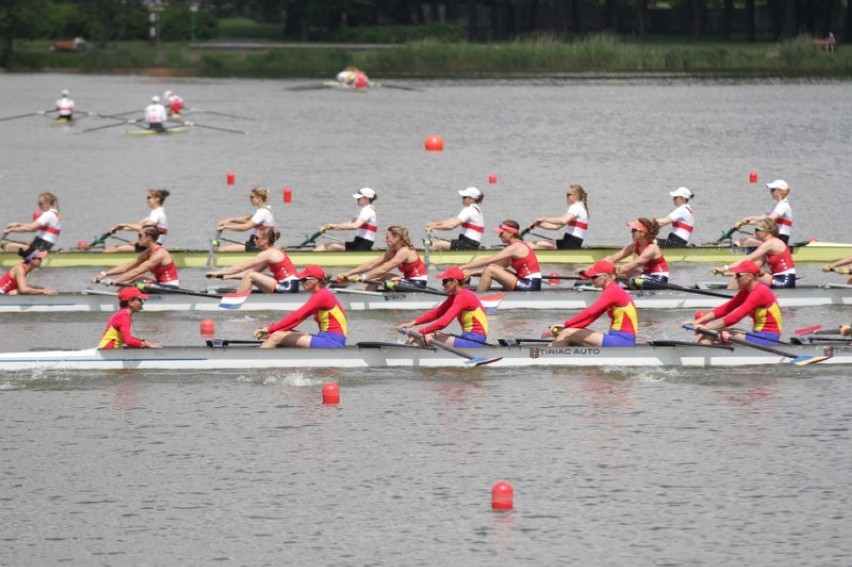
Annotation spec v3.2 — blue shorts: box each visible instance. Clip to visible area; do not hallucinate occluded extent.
[392,279,427,289]
[639,274,669,284]
[602,330,636,347]
[770,273,796,289]
[452,332,487,348]
[274,279,300,293]
[744,331,781,346]
[514,277,542,291]
[309,331,346,349]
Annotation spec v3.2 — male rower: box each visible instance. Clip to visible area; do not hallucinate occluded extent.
[0,250,57,296]
[144,95,168,132]
[98,286,161,349]
[92,227,179,288]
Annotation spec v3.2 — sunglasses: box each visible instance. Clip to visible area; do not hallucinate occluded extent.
[735,272,752,279]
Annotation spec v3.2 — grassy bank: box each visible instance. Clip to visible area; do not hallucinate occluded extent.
[9,34,852,78]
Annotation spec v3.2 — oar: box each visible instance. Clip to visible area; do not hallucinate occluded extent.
[402,328,502,367]
[683,324,829,365]
[713,224,744,243]
[630,278,733,299]
[182,121,247,135]
[363,279,448,296]
[206,339,262,347]
[83,231,113,249]
[546,275,583,281]
[298,228,328,247]
[75,120,134,134]
[186,108,253,120]
[497,338,551,346]
[0,110,52,122]
[110,281,222,299]
[794,324,851,337]
[206,230,221,266]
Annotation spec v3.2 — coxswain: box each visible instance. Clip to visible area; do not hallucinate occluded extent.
[144,95,168,132]
[736,179,793,245]
[823,255,852,284]
[2,192,62,256]
[603,218,669,283]
[105,188,170,253]
[163,90,184,117]
[684,259,782,347]
[97,287,161,349]
[315,188,378,252]
[254,265,347,349]
[0,250,57,296]
[527,184,590,250]
[55,89,75,122]
[549,260,637,347]
[460,220,542,292]
[655,187,695,248]
[215,187,276,252]
[425,187,485,251]
[92,227,179,288]
[396,266,490,348]
[206,227,300,294]
[714,219,796,289]
[336,226,428,290]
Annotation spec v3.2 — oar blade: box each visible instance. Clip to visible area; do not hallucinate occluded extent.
[463,356,503,368]
[791,354,831,366]
[794,325,823,336]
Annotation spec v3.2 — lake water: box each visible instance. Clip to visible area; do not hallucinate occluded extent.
[0,74,850,566]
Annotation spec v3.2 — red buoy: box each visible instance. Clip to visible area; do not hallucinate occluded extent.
[548,272,560,286]
[749,171,758,184]
[322,383,340,405]
[77,240,88,250]
[424,135,444,152]
[492,481,514,510]
[283,187,292,203]
[226,171,235,186]
[200,319,215,336]
[488,174,497,184]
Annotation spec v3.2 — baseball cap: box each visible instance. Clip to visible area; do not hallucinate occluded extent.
[152,95,160,103]
[296,265,326,280]
[24,250,48,263]
[766,179,789,190]
[458,187,482,199]
[118,287,150,301]
[352,187,376,199]
[579,260,616,280]
[436,266,466,281]
[669,187,694,199]
[732,259,761,275]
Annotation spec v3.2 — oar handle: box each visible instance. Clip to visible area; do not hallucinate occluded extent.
[402,328,475,360]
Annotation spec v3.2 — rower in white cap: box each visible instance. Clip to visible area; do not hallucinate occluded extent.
[144,95,168,132]
[655,186,695,248]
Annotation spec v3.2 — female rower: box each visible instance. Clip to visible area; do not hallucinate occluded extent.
[163,90,184,116]
[714,219,796,289]
[549,260,637,347]
[98,287,161,349]
[684,260,782,346]
[254,265,347,349]
[3,192,62,257]
[105,188,170,253]
[336,226,428,290]
[396,266,489,348]
[315,188,378,252]
[216,186,276,252]
[527,184,589,250]
[144,95,167,132]
[824,256,852,284]
[92,227,179,288]
[205,227,299,294]
[736,179,792,245]
[425,187,485,251]
[460,220,542,292]
[0,251,57,296]
[55,89,75,121]
[655,187,695,248]
[604,218,669,283]
[336,67,370,89]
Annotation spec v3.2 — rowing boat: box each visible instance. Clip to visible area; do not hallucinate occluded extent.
[1,284,848,313]
[125,126,190,137]
[0,341,847,371]
[3,241,850,269]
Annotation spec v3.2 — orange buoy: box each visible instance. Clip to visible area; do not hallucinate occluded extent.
[548,272,560,286]
[226,171,235,185]
[283,187,292,203]
[200,319,215,337]
[322,383,340,405]
[77,240,88,249]
[424,135,444,152]
[491,481,514,510]
[488,174,497,184]
[749,171,758,184]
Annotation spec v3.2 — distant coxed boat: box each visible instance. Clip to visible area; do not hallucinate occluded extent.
[1,241,850,269]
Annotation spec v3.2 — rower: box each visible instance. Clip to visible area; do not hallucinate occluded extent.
[98,286,161,349]
[655,187,695,248]
[206,227,300,294]
[715,219,796,289]
[92,227,179,288]
[336,225,428,290]
[144,95,168,132]
[397,266,489,348]
[549,260,637,347]
[603,218,669,283]
[460,220,542,292]
[215,187,276,252]
[685,259,782,347]
[314,188,378,252]
[55,89,75,121]
[2,192,62,257]
[336,67,370,89]
[736,179,793,245]
[425,187,485,251]
[163,90,184,117]
[823,255,852,284]
[0,250,57,296]
[254,265,347,349]
[527,184,590,250]
[105,188,170,253]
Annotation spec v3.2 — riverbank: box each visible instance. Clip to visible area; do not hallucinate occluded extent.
[7,35,852,78]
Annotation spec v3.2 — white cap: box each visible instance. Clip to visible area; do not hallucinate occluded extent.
[352,187,376,199]
[766,179,789,190]
[458,187,482,199]
[164,90,173,98]
[152,95,160,103]
[669,186,693,199]
[60,89,69,96]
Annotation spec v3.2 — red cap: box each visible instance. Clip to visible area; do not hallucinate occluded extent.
[732,259,761,275]
[436,266,466,281]
[118,287,150,301]
[296,264,326,280]
[580,260,616,280]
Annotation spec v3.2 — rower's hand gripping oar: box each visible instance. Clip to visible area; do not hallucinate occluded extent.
[683,324,829,365]
[298,226,331,247]
[400,328,502,367]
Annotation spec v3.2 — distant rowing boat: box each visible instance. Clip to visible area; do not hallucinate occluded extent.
[0,341,847,371]
[2,241,850,269]
[1,284,848,313]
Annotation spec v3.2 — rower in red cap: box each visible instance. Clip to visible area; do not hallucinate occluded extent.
[684,259,783,346]
[98,287,161,349]
[603,218,669,283]
[549,260,638,347]
[254,265,348,348]
[396,266,490,348]
[460,220,542,292]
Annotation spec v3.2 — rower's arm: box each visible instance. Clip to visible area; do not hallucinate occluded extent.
[363,249,409,279]
[426,217,462,232]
